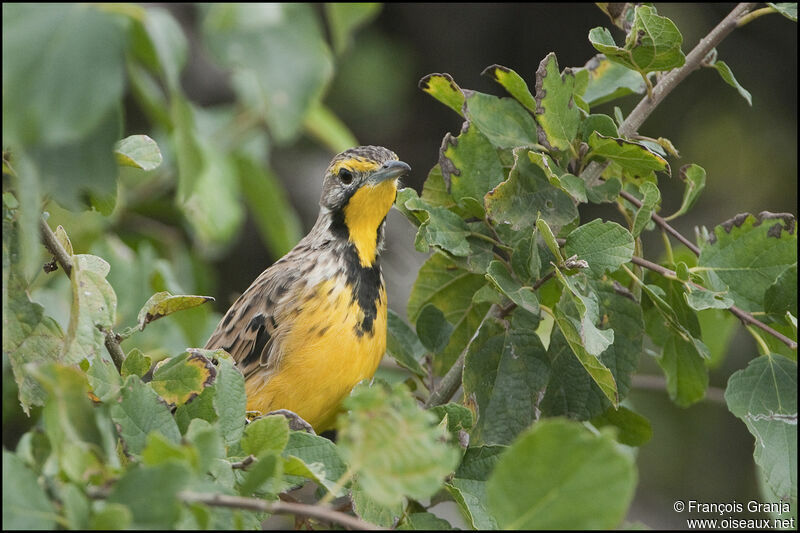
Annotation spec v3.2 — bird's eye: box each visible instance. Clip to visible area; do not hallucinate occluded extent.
[338,168,354,184]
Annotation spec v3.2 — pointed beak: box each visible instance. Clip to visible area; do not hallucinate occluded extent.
[368,160,411,184]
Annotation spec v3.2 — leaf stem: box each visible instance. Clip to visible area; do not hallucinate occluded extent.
[745,326,771,355]
[736,6,779,27]
[661,230,675,265]
[179,490,381,530]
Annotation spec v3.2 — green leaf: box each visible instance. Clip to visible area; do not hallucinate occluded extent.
[86,356,122,402]
[89,503,132,530]
[485,260,539,314]
[398,513,453,530]
[725,354,797,503]
[533,53,581,151]
[110,375,182,455]
[213,354,247,447]
[408,253,490,373]
[485,147,578,233]
[241,415,289,456]
[107,462,192,529]
[303,101,359,153]
[386,310,427,378]
[579,113,619,141]
[698,212,797,312]
[239,452,283,497]
[415,304,455,354]
[586,176,622,204]
[510,225,542,283]
[121,348,152,379]
[150,351,217,407]
[403,193,472,257]
[765,263,798,318]
[2,3,126,146]
[631,182,661,238]
[235,154,303,258]
[114,135,163,171]
[658,334,710,406]
[201,3,333,143]
[339,383,460,506]
[684,286,734,311]
[282,431,347,496]
[482,64,537,112]
[61,254,117,365]
[535,216,564,262]
[325,3,380,55]
[767,3,798,21]
[463,315,549,445]
[351,484,404,528]
[175,386,218,435]
[709,59,752,105]
[418,73,465,116]
[446,445,506,530]
[439,120,504,204]
[665,164,706,221]
[577,55,647,107]
[564,219,634,276]
[527,151,587,203]
[591,406,653,446]
[487,418,637,529]
[465,91,539,149]
[2,450,58,530]
[429,403,475,434]
[588,5,685,75]
[136,291,214,331]
[58,482,90,530]
[587,132,669,176]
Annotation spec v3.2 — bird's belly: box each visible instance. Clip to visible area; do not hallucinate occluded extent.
[245,280,386,431]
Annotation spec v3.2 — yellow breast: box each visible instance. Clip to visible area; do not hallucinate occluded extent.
[244,279,387,431]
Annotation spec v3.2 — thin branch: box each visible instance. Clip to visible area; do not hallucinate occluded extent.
[581,3,757,187]
[230,455,257,470]
[619,190,701,255]
[39,218,127,370]
[632,374,726,405]
[424,304,501,408]
[179,491,382,531]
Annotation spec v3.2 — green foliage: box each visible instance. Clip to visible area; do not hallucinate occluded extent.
[2,3,797,530]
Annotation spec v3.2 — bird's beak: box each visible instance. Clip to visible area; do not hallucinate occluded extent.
[368,160,411,184]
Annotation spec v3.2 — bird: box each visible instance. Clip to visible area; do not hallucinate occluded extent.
[205,146,411,432]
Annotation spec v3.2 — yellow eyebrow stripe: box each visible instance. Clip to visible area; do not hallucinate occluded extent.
[331,158,381,175]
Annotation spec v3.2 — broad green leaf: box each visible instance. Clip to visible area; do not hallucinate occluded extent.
[418,73,465,116]
[485,147,578,233]
[543,279,643,418]
[587,132,669,176]
[535,216,564,262]
[420,164,456,209]
[631,182,660,238]
[463,315,549,445]
[528,151,587,203]
[709,59,752,105]
[487,418,636,529]
[398,513,453,530]
[351,484,404,528]
[325,3,381,55]
[510,225,542,283]
[201,3,333,142]
[150,351,217,406]
[386,310,427,378]
[213,354,247,447]
[446,445,506,530]
[415,304,454,354]
[482,64,537,112]
[698,212,796,312]
[684,287,734,311]
[586,176,622,204]
[114,135,163,171]
[175,386,218,435]
[136,291,214,331]
[239,452,283,497]
[241,415,289,457]
[725,354,797,503]
[86,356,122,402]
[89,503,132,530]
[579,113,619,141]
[577,55,646,106]
[2,450,58,530]
[485,260,539,314]
[665,164,706,221]
[439,120,504,203]
[596,3,637,30]
[403,194,471,256]
[110,375,181,455]
[107,462,192,529]
[121,348,152,378]
[555,271,615,356]
[768,3,798,21]
[61,254,117,365]
[764,263,798,318]
[3,269,63,413]
[141,431,195,468]
[2,3,126,146]
[564,219,634,276]
[282,431,347,496]
[408,253,491,373]
[533,53,580,151]
[658,334,709,406]
[591,405,653,446]
[338,383,460,506]
[465,91,539,149]
[588,5,685,75]
[58,482,90,530]
[235,154,303,258]
[429,402,475,434]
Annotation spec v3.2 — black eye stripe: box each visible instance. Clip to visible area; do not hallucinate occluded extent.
[338,168,354,184]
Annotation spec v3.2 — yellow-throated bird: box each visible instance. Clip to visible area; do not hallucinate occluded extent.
[205,146,410,432]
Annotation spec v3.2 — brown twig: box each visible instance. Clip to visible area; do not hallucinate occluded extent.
[178,491,382,531]
[619,190,701,255]
[581,3,757,187]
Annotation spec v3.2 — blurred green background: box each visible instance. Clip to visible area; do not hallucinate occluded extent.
[3,3,796,529]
